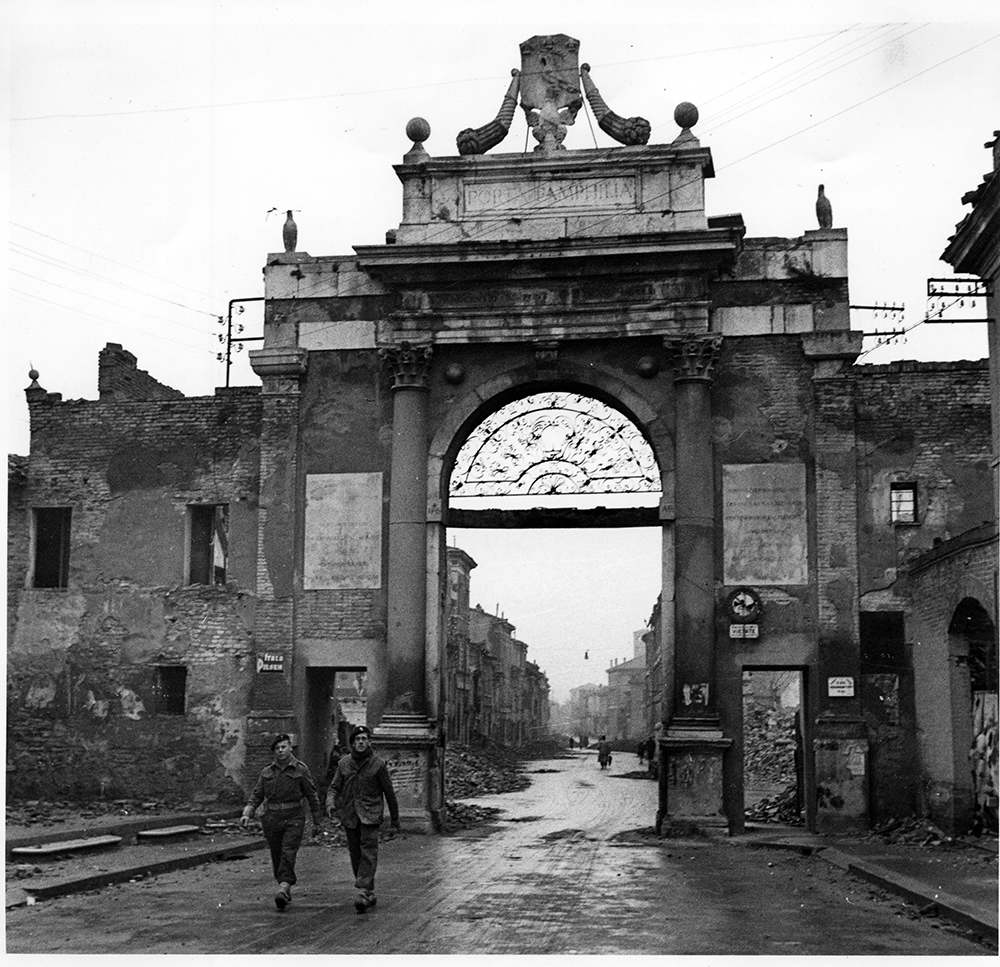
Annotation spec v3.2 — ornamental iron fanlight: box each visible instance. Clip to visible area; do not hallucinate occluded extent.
[450,392,659,501]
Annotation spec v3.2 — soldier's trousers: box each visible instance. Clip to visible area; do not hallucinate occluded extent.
[344,823,380,892]
[262,810,305,885]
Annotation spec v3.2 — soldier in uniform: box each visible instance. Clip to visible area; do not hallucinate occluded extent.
[240,733,323,910]
[327,725,400,912]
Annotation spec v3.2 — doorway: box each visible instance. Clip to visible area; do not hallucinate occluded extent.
[742,668,805,827]
[303,667,368,787]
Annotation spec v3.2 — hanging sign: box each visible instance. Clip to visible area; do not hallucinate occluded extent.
[729,624,760,639]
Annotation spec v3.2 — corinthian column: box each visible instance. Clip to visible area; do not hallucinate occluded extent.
[667,335,722,720]
[378,341,433,716]
[659,334,731,833]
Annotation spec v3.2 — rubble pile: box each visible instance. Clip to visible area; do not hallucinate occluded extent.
[445,801,504,830]
[745,786,804,825]
[444,743,531,799]
[743,705,798,784]
[866,816,956,846]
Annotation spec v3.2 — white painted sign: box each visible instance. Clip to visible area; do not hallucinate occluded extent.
[723,463,809,586]
[728,624,760,639]
[304,473,383,590]
[257,653,285,673]
[827,676,855,697]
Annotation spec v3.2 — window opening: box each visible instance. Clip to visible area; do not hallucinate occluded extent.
[154,665,187,715]
[890,483,917,524]
[188,504,228,584]
[32,507,71,588]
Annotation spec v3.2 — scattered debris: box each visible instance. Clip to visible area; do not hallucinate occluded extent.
[746,786,805,826]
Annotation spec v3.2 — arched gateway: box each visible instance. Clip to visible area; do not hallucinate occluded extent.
[249,34,865,834]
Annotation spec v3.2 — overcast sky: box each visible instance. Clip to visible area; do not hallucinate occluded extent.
[6,2,998,702]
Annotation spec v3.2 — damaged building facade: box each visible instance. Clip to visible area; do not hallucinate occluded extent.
[7,35,996,835]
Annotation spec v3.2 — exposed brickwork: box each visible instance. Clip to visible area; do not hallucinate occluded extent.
[299,590,384,639]
[98,343,185,400]
[7,371,262,803]
[854,359,992,594]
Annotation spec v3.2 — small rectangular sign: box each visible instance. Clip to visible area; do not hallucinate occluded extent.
[257,653,285,674]
[827,676,855,697]
[729,624,759,639]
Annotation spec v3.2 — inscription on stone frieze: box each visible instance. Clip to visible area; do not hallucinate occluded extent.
[723,463,808,585]
[304,473,382,590]
[463,177,637,215]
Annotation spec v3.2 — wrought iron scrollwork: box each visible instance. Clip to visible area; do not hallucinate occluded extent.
[450,392,659,499]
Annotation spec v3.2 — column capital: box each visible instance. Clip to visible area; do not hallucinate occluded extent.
[379,341,433,390]
[664,334,723,383]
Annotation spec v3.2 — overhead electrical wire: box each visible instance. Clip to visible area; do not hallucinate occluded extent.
[10,27,878,122]
[10,242,221,322]
[10,288,217,355]
[8,222,218,303]
[10,267,220,335]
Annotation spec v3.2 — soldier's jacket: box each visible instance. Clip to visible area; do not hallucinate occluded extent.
[328,749,400,828]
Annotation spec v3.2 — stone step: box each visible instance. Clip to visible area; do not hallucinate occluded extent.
[136,824,201,840]
[10,835,123,858]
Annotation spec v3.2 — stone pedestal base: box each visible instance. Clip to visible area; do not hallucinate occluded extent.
[814,718,869,834]
[373,713,440,832]
[659,718,732,833]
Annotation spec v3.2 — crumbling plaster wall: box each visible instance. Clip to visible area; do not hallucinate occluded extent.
[7,385,262,802]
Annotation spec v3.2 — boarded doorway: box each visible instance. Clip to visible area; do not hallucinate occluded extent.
[742,669,805,827]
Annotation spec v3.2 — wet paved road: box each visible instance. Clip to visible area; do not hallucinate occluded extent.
[5,751,991,955]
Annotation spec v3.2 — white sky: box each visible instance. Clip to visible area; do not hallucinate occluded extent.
[6,1,998,702]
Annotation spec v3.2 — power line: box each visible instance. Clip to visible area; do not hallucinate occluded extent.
[10,267,219,335]
[10,242,220,320]
[9,288,217,356]
[8,222,218,303]
[10,28,880,122]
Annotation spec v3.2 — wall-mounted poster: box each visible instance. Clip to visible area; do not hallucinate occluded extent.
[723,463,808,586]
[304,472,383,589]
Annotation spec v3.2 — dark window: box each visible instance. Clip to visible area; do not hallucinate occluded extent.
[32,507,71,588]
[860,611,906,673]
[188,504,228,584]
[890,483,918,524]
[154,666,187,715]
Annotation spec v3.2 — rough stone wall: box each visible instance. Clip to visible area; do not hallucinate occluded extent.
[7,384,262,803]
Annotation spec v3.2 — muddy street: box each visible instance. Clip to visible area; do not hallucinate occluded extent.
[5,751,991,955]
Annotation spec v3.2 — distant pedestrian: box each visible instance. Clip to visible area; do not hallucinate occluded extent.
[597,735,612,770]
[637,740,646,765]
[327,724,400,913]
[240,733,324,910]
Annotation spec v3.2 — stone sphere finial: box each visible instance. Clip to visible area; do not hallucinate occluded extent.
[674,102,699,130]
[406,117,431,144]
[28,368,39,381]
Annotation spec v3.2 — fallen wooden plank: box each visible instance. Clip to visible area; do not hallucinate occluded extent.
[10,835,122,858]
[136,825,200,840]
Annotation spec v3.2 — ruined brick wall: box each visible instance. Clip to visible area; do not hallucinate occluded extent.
[854,360,992,594]
[7,384,262,803]
[98,343,186,401]
[897,536,997,832]
[7,455,29,642]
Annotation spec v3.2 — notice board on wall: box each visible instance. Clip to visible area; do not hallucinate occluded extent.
[723,463,808,586]
[304,472,383,590]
